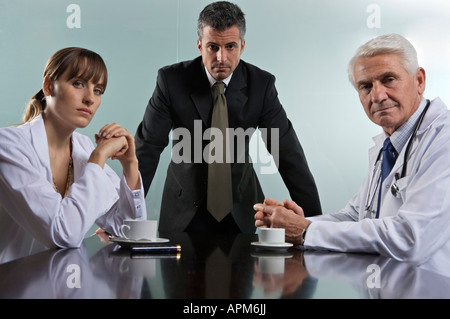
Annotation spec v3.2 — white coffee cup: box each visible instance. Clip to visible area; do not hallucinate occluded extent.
[258,256,286,274]
[120,219,157,241]
[258,228,285,244]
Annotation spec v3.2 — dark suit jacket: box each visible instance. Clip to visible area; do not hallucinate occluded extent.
[135,56,322,234]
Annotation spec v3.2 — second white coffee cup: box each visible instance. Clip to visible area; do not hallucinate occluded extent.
[120,219,157,241]
[258,227,285,244]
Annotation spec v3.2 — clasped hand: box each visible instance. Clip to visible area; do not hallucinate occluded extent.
[254,198,311,245]
[90,123,137,168]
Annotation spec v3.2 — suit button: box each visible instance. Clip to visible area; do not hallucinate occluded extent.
[194,202,199,208]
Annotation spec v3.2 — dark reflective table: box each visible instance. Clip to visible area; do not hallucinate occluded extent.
[1,232,450,300]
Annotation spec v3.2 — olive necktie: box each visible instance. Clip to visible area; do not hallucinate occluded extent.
[207,82,233,222]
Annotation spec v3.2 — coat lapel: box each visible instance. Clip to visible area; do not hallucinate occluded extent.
[225,61,248,123]
[190,59,248,127]
[191,90,212,126]
[29,115,52,183]
[70,133,89,182]
[191,59,213,126]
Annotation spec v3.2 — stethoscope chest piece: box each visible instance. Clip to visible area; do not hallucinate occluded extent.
[391,182,400,198]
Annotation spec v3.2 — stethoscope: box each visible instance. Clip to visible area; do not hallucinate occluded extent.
[364,99,430,217]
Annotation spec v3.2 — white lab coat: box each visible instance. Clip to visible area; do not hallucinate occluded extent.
[0,114,147,254]
[305,98,450,274]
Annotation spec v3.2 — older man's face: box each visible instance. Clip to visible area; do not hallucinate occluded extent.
[353,53,426,135]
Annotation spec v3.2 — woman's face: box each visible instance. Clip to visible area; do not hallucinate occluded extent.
[43,68,105,130]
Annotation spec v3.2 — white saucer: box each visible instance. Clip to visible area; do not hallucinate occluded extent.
[251,251,293,258]
[251,241,293,251]
[109,236,169,247]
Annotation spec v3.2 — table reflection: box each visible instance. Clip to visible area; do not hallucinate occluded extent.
[0,242,147,298]
[303,251,450,299]
[1,232,449,299]
[0,219,50,264]
[252,249,314,298]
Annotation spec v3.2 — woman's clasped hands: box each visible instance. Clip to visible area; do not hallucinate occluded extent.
[89,123,141,190]
[95,123,136,162]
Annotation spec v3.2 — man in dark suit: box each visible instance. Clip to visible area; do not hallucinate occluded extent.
[135,1,321,235]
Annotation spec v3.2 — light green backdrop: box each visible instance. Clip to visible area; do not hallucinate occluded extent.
[1,0,449,222]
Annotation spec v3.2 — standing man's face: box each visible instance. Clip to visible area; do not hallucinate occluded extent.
[197,25,245,81]
[353,53,426,135]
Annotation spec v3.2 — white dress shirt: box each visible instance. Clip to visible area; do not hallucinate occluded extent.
[204,66,233,89]
[0,114,146,257]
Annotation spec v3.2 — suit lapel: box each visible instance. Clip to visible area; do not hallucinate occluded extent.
[191,90,212,126]
[191,59,248,127]
[225,61,248,124]
[191,59,213,126]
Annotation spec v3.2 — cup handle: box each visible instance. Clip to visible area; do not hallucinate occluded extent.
[120,224,130,239]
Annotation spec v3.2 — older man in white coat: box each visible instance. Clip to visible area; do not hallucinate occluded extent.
[254,34,450,275]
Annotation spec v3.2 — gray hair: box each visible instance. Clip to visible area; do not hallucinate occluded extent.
[348,34,419,88]
[197,1,246,41]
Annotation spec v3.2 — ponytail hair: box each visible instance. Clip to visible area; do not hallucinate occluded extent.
[23,89,46,123]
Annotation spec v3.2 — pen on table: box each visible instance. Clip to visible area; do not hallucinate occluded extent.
[131,245,182,254]
[87,231,111,238]
[131,253,181,259]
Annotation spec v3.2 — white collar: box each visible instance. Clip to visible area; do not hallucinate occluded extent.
[204,66,233,89]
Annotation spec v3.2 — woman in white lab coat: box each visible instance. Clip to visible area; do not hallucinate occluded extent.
[0,48,146,258]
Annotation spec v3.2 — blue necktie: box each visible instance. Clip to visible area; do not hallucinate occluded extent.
[381,138,397,184]
[376,138,397,218]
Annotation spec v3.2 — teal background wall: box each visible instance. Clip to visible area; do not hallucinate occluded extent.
[1,0,449,222]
